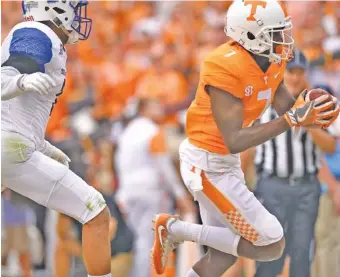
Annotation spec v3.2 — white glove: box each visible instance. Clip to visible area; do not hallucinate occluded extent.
[18,72,56,96]
[40,140,71,167]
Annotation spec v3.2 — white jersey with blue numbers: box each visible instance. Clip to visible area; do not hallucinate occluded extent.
[1,21,67,147]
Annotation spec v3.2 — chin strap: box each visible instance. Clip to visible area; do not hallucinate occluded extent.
[60,26,79,44]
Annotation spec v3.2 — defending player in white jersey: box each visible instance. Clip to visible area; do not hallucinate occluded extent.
[1,2,112,277]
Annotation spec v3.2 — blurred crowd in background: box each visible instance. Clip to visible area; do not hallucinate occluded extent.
[1,1,340,277]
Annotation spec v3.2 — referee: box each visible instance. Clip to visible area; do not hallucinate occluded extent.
[253,50,337,277]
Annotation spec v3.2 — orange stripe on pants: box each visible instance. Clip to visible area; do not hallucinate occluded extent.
[201,171,259,243]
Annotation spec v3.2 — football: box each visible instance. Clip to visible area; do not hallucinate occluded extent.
[305,89,331,102]
[305,89,335,119]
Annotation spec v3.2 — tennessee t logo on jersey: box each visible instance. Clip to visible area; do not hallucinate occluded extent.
[244,0,267,21]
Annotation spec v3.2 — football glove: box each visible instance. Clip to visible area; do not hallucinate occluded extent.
[41,140,71,167]
[284,89,337,127]
[18,72,56,96]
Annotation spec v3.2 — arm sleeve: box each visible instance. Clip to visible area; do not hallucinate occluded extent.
[38,140,57,157]
[149,131,186,198]
[1,66,25,101]
[203,59,244,99]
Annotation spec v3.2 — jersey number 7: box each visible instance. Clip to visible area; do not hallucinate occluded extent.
[50,79,65,115]
[247,88,272,127]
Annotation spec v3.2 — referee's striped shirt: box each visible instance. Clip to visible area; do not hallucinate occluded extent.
[255,107,322,178]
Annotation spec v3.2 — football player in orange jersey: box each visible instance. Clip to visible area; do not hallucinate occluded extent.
[151,1,340,277]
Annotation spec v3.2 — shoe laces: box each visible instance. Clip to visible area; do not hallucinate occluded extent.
[166,217,184,249]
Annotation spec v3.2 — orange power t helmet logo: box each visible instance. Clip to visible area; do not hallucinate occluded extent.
[244,1,267,21]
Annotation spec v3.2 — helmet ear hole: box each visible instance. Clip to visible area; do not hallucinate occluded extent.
[45,7,49,11]
[53,7,66,14]
[247,32,255,40]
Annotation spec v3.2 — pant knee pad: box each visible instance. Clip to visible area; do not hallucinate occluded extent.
[81,187,107,224]
[254,213,283,246]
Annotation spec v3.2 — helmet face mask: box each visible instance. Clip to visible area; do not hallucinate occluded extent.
[22,0,92,44]
[254,17,294,63]
[225,0,294,64]
[69,0,92,42]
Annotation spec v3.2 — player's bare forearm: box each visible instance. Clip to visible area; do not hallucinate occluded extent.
[226,116,289,154]
[272,82,296,116]
[209,85,290,154]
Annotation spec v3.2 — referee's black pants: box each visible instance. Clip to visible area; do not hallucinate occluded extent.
[254,173,321,277]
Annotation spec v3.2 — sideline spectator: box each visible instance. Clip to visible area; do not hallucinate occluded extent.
[313,86,340,277]
[2,191,34,277]
[115,97,194,277]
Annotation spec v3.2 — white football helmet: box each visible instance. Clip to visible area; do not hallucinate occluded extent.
[225,0,294,63]
[22,0,92,44]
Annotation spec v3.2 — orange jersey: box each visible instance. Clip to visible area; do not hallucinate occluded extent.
[186,41,286,155]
